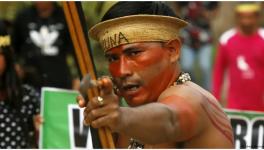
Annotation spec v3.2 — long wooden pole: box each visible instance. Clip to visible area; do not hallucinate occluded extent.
[62,2,115,148]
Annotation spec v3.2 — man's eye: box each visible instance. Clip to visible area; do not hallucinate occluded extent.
[127,51,141,56]
[107,56,118,62]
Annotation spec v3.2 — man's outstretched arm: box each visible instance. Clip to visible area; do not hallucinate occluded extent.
[78,78,206,145]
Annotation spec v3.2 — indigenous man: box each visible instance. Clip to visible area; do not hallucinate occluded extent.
[213,3,264,111]
[78,2,234,148]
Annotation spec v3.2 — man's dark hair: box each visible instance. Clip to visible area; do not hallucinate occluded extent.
[102,2,180,22]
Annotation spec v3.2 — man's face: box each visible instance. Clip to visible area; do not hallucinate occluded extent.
[237,12,259,34]
[105,42,177,106]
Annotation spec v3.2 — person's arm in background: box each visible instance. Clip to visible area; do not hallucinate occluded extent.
[29,86,43,146]
[212,43,228,106]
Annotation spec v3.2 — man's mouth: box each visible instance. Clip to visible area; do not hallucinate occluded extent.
[122,84,140,91]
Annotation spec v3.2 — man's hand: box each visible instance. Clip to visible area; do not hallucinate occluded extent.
[77,77,121,132]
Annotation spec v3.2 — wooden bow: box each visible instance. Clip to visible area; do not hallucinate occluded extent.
[62,2,115,148]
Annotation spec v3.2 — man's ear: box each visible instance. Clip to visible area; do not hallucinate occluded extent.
[164,39,181,63]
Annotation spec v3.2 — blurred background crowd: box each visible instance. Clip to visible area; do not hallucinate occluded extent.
[0,1,264,148]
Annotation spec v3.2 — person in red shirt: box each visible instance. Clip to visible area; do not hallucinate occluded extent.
[213,3,264,111]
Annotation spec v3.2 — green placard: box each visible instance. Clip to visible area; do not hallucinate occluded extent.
[39,87,93,149]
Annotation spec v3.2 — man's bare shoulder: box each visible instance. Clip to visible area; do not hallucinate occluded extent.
[158,81,234,147]
[157,81,212,143]
[158,81,206,104]
[158,81,224,115]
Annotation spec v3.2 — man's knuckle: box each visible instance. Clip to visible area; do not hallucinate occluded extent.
[90,110,97,116]
[83,108,88,115]
[91,121,99,128]
[84,118,90,125]
[111,104,119,110]
[112,111,119,119]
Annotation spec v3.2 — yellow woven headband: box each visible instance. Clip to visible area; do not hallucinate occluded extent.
[89,15,188,51]
[236,3,261,13]
[0,35,10,47]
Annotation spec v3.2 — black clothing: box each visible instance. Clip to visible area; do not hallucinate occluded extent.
[0,85,40,149]
[12,4,74,90]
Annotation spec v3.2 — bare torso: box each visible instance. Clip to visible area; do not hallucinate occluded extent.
[116,81,234,148]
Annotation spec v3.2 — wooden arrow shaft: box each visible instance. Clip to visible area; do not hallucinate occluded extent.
[62,2,115,148]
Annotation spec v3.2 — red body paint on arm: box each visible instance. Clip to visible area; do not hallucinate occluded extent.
[159,95,199,141]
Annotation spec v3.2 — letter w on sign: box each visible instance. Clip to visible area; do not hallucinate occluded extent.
[62,2,115,148]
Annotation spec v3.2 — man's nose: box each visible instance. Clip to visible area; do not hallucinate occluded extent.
[118,56,132,79]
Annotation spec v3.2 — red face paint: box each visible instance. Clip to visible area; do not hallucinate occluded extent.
[106,42,177,106]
